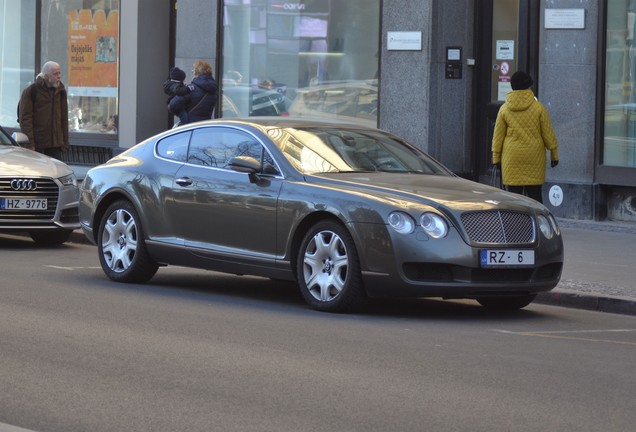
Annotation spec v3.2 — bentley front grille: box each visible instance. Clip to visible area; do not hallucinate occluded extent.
[460,210,535,245]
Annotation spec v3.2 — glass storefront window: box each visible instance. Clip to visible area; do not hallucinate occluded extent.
[491,0,519,102]
[604,1,636,167]
[0,1,36,127]
[221,0,380,127]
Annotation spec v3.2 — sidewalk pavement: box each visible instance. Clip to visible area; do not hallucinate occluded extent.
[534,218,636,316]
[69,218,636,316]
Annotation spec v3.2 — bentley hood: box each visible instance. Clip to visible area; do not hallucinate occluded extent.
[309,172,544,212]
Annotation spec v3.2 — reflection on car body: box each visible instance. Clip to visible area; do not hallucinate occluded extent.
[79,118,563,313]
[0,125,80,244]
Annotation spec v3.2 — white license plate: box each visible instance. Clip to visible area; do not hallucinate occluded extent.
[480,249,534,267]
[0,197,48,210]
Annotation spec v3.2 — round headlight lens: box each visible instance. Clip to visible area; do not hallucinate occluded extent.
[538,214,553,239]
[388,211,415,234]
[548,214,560,236]
[419,212,448,238]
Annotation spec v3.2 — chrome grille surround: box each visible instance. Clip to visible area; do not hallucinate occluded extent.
[460,210,535,245]
[0,177,59,222]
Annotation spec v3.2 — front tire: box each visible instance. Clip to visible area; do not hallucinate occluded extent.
[477,294,537,311]
[296,220,366,313]
[97,200,158,283]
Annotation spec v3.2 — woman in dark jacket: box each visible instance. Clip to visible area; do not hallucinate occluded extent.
[169,60,218,124]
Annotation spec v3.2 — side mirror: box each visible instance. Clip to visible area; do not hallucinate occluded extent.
[228,156,261,183]
[11,132,30,147]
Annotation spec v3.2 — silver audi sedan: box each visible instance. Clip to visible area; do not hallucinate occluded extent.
[79,118,563,313]
[0,126,80,244]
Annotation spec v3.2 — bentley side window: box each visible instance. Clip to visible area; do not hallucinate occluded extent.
[156,131,191,162]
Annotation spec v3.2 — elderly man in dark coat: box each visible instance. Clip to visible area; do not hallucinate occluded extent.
[19,61,69,159]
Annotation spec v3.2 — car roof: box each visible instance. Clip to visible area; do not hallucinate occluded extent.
[184,117,380,131]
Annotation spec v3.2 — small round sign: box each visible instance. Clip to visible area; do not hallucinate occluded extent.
[549,185,563,207]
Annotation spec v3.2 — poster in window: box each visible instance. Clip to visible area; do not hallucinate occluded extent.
[67,9,119,97]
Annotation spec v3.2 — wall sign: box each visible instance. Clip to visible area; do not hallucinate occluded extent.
[545,9,585,29]
[549,185,564,207]
[387,32,422,51]
[496,40,514,60]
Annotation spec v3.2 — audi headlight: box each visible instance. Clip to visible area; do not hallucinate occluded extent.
[537,214,554,239]
[388,211,415,234]
[59,173,77,187]
[419,212,448,238]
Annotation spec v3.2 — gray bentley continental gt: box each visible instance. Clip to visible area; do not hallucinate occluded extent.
[1,126,80,244]
[79,118,563,312]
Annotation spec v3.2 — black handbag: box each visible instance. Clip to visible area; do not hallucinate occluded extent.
[490,165,503,189]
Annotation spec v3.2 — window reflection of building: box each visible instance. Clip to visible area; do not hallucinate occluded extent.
[222,0,379,128]
[604,1,636,168]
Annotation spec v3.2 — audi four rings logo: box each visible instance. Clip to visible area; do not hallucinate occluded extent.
[10,179,37,191]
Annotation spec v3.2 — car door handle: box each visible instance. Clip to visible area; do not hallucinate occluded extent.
[176,177,193,187]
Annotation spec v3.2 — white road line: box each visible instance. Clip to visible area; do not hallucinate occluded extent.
[492,328,636,335]
[491,329,636,346]
[0,422,40,432]
[44,265,101,271]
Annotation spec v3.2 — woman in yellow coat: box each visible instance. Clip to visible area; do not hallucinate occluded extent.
[491,71,559,204]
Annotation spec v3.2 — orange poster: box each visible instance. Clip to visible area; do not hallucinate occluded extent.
[68,9,119,96]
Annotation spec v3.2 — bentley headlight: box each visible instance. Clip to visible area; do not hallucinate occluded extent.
[538,214,554,239]
[419,212,448,238]
[388,211,415,234]
[548,214,560,236]
[59,173,77,187]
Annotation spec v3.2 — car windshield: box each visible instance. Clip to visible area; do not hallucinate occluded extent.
[268,126,452,175]
[0,126,16,146]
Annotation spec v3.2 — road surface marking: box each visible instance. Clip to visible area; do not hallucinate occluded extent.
[491,329,636,346]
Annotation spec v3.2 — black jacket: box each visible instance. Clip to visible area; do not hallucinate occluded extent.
[168,74,218,124]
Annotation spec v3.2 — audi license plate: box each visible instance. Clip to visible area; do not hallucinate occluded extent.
[480,249,534,267]
[0,197,47,210]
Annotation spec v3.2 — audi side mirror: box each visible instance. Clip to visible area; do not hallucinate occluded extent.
[11,132,30,147]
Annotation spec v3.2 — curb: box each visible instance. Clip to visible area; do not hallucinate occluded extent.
[536,289,636,316]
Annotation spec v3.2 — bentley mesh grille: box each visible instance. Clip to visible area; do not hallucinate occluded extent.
[460,211,535,244]
[0,178,59,221]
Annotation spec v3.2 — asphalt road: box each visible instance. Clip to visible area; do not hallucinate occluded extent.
[1,234,636,432]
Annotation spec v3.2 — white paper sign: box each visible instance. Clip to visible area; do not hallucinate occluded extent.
[387,32,422,51]
[545,9,585,29]
[496,40,514,60]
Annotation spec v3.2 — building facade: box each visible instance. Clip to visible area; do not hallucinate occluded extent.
[1,0,635,222]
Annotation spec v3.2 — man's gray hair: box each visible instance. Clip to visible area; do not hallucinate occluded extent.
[41,61,60,75]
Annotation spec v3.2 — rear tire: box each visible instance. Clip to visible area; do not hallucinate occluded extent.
[296,220,366,313]
[477,294,537,311]
[97,200,158,283]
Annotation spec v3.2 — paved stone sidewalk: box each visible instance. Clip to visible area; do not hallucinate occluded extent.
[535,219,636,315]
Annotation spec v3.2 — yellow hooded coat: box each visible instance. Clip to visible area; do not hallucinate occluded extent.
[491,89,559,186]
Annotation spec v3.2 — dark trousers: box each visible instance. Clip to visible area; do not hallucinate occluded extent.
[506,185,543,204]
[42,147,64,161]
